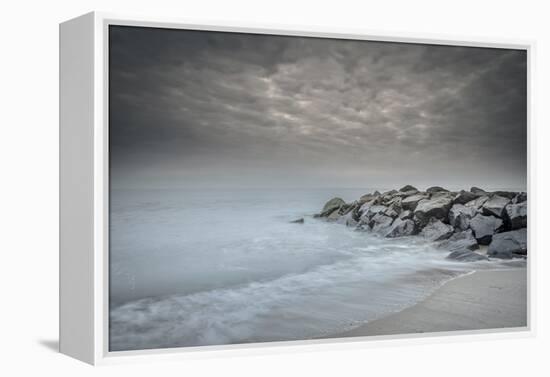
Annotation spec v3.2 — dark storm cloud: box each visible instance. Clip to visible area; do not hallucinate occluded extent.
[109,26,527,190]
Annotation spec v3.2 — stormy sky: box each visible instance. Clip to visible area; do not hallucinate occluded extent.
[109,26,527,191]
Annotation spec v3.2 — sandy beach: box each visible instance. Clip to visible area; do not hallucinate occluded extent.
[333,268,527,338]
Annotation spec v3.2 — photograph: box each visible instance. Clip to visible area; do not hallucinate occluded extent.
[108,25,527,352]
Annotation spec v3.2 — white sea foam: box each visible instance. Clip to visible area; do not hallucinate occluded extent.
[109,188,520,351]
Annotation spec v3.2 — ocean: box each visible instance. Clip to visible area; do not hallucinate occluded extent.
[108,188,519,351]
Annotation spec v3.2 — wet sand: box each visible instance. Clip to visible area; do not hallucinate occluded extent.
[333,268,527,338]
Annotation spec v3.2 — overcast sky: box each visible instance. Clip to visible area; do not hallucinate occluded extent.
[109,26,527,191]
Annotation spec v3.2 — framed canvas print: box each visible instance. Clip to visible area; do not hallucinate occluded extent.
[59,12,532,365]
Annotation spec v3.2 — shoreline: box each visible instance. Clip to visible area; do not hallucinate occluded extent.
[328,268,527,338]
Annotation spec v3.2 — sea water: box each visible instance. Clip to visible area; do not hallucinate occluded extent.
[108,188,518,351]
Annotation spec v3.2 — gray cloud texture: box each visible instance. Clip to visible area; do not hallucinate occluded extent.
[109,26,527,190]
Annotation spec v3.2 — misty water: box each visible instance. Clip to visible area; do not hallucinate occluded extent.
[109,188,521,351]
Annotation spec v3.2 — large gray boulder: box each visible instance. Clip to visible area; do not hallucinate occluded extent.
[469,214,503,245]
[402,193,429,211]
[383,197,402,217]
[385,218,415,238]
[384,205,400,219]
[426,186,449,193]
[453,190,478,205]
[327,209,342,222]
[446,249,488,262]
[382,189,398,197]
[437,229,479,252]
[379,194,402,208]
[482,195,511,218]
[491,191,516,200]
[399,185,418,192]
[488,228,527,259]
[358,199,376,216]
[398,210,413,220]
[414,194,453,225]
[465,195,490,210]
[370,213,394,234]
[359,192,380,203]
[393,190,418,199]
[321,197,346,216]
[346,202,360,214]
[379,193,406,208]
[512,192,527,204]
[336,211,358,227]
[384,195,402,206]
[448,204,477,231]
[327,202,356,221]
[505,202,527,229]
[470,186,486,194]
[360,204,388,223]
[420,219,454,241]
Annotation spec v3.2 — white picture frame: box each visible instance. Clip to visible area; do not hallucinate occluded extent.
[59,11,534,365]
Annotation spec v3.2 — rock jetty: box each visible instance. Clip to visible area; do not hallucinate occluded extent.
[316,186,527,261]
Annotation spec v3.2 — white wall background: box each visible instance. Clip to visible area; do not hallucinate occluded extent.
[0,0,548,375]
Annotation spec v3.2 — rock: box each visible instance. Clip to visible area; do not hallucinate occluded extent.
[488,228,527,259]
[379,192,403,206]
[432,191,453,199]
[414,195,453,226]
[319,208,338,217]
[385,195,402,205]
[370,213,394,234]
[327,209,342,221]
[350,203,365,222]
[340,202,356,215]
[448,204,477,231]
[399,185,418,192]
[317,188,527,258]
[325,202,356,221]
[290,218,304,224]
[357,203,381,228]
[420,219,454,241]
[398,210,413,220]
[491,191,516,200]
[469,214,503,245]
[321,197,346,215]
[401,193,429,211]
[482,195,511,218]
[382,189,398,196]
[384,202,401,218]
[470,186,486,194]
[401,190,418,196]
[426,186,449,193]
[505,202,527,229]
[392,190,418,199]
[446,250,488,262]
[359,192,380,203]
[385,193,404,206]
[453,190,479,205]
[384,208,399,219]
[385,218,415,238]
[358,199,376,215]
[465,195,490,210]
[360,204,388,223]
[512,192,527,204]
[337,211,358,227]
[437,229,479,252]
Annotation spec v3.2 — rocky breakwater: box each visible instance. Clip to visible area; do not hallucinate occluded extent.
[315,186,527,261]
